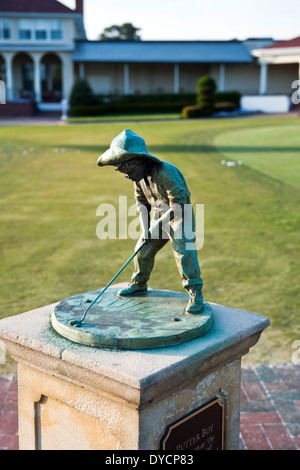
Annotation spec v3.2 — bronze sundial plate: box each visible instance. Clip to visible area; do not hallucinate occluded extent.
[51,286,213,350]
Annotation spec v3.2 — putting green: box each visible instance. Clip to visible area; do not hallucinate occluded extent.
[215,124,300,188]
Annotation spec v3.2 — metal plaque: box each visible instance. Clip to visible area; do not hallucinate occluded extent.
[160,398,224,450]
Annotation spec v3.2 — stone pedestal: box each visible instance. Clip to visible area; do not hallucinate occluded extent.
[0,287,269,450]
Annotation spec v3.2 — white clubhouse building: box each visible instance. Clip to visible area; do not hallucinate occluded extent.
[0,0,299,113]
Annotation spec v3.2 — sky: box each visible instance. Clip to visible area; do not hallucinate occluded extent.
[62,0,300,42]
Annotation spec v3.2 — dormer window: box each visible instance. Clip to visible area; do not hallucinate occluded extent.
[18,19,63,41]
[0,19,11,40]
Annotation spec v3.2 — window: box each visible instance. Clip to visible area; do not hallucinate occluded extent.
[0,19,11,40]
[18,19,63,41]
[35,20,47,41]
[36,30,47,40]
[50,20,62,40]
[18,20,32,40]
[22,63,34,92]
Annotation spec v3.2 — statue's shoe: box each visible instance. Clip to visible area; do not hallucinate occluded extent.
[185,286,204,314]
[118,283,148,296]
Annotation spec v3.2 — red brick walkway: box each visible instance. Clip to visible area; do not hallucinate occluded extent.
[0,363,299,450]
[240,364,300,450]
[0,375,18,450]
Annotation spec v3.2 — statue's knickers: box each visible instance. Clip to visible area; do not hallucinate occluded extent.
[131,235,203,290]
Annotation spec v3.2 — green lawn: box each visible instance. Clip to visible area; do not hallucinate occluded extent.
[215,124,300,188]
[0,115,299,373]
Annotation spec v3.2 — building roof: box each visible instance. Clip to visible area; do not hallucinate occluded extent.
[263,36,300,49]
[242,38,275,53]
[0,0,74,14]
[73,40,254,64]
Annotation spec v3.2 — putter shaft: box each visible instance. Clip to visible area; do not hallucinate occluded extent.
[69,240,147,326]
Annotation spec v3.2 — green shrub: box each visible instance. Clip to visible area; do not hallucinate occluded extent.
[214,91,241,109]
[214,102,237,112]
[119,93,196,104]
[196,76,217,116]
[181,105,201,119]
[69,79,97,108]
[70,104,112,117]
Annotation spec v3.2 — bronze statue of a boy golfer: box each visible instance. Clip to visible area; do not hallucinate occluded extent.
[97,129,204,314]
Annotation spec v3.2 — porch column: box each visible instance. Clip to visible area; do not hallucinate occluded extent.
[174,64,180,93]
[219,64,225,92]
[4,53,14,101]
[124,63,130,95]
[33,54,42,103]
[59,53,74,101]
[259,62,268,95]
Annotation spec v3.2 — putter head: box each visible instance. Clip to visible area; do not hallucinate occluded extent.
[69,320,82,327]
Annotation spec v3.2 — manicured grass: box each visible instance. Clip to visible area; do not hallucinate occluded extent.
[0,115,299,370]
[215,124,300,188]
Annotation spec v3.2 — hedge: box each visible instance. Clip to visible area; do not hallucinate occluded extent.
[182,88,241,118]
[181,105,202,119]
[69,85,241,118]
[117,92,196,104]
[214,91,241,108]
[214,101,238,112]
[69,86,197,116]
[70,101,191,117]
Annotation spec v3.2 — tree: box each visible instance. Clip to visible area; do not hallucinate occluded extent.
[69,79,96,108]
[99,23,141,41]
[196,76,216,116]
[181,76,217,119]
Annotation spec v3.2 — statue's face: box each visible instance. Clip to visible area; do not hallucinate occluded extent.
[115,158,148,182]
